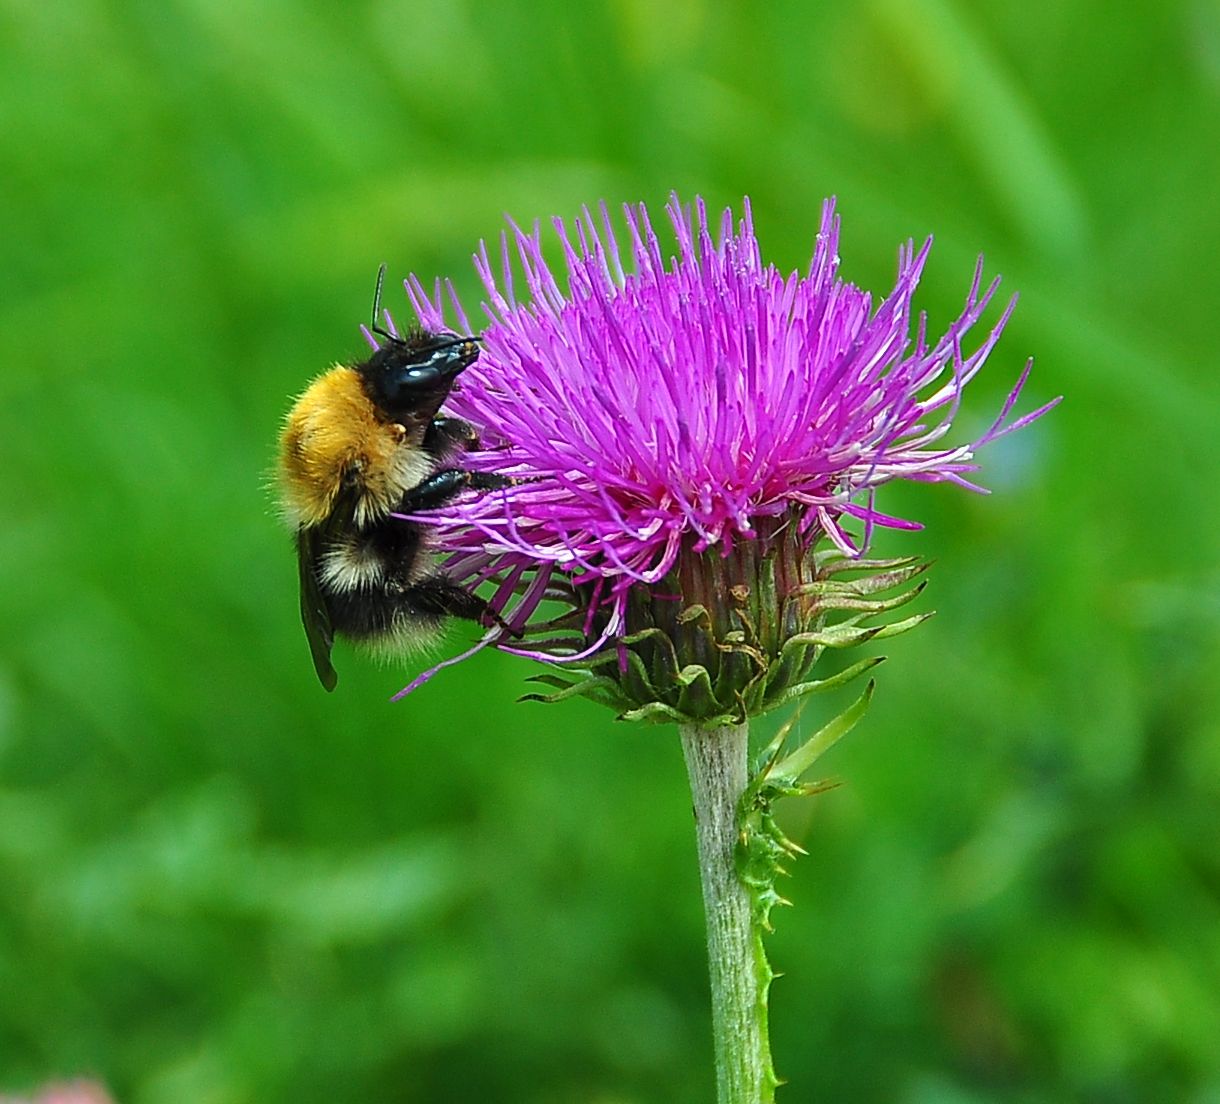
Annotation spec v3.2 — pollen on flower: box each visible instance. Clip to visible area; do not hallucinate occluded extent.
[383,194,1058,714]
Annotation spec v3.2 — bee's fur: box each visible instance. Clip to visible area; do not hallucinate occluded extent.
[280,366,435,530]
[278,304,506,691]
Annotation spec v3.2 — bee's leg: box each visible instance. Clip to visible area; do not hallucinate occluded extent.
[399,468,512,511]
[401,575,521,637]
[324,574,518,644]
[423,416,479,457]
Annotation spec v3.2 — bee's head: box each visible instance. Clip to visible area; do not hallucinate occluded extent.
[359,331,480,422]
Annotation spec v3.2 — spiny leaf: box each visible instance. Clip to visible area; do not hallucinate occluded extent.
[757,698,811,773]
[770,680,876,784]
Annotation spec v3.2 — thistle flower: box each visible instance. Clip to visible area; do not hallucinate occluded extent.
[386,195,1057,717]
[374,194,1057,1103]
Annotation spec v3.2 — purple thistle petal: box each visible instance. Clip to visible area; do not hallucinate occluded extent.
[390,631,501,700]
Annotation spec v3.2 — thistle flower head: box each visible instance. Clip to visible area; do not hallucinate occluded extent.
[385,195,1057,719]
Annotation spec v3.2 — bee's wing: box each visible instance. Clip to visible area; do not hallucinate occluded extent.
[297,526,338,691]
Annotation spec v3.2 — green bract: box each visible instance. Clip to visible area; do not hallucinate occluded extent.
[523,534,931,725]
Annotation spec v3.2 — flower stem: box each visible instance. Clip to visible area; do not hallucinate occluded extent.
[680,721,775,1104]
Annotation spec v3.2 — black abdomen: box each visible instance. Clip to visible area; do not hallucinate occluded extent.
[310,515,491,652]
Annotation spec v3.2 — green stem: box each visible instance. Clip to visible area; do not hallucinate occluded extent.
[680,721,776,1104]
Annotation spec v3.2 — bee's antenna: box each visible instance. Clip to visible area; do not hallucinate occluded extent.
[369,263,398,343]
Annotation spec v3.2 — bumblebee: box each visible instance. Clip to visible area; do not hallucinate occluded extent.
[278,268,507,690]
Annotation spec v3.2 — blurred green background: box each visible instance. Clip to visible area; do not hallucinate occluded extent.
[2,0,1219,1101]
